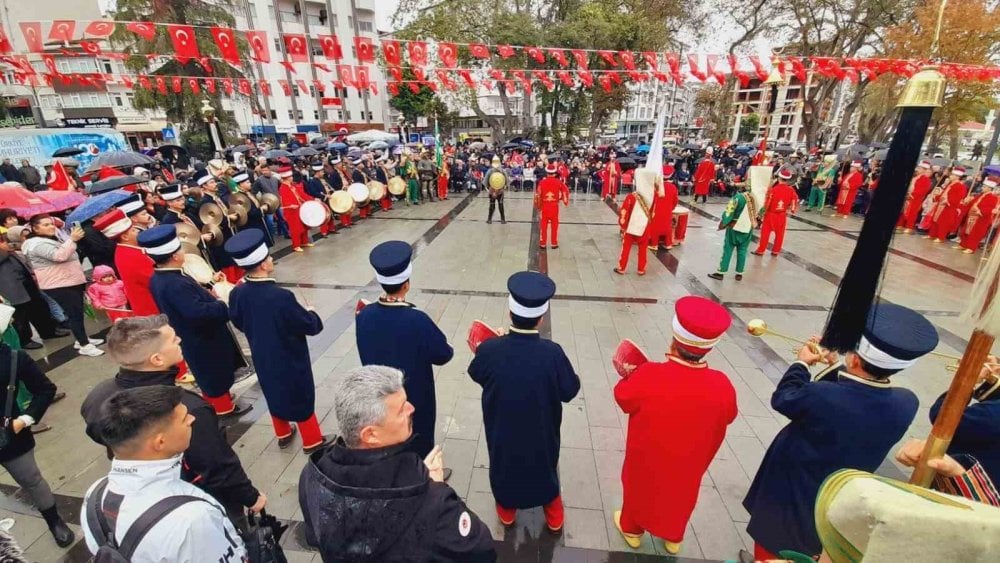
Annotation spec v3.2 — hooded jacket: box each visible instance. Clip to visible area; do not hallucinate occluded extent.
[298,438,495,562]
[85,264,128,309]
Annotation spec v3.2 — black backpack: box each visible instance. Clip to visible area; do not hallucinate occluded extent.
[85,477,215,562]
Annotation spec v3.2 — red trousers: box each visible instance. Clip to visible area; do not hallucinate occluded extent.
[647,217,674,248]
[221,265,242,284]
[601,180,618,199]
[380,197,392,211]
[898,200,923,229]
[339,213,353,227]
[836,189,858,215]
[271,414,323,448]
[540,210,560,246]
[320,218,335,236]
[960,218,990,251]
[438,177,449,199]
[285,208,310,249]
[202,392,235,416]
[359,205,370,219]
[755,213,788,254]
[618,233,649,272]
[930,207,961,240]
[496,495,563,529]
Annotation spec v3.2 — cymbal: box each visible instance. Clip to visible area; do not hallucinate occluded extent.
[180,241,201,257]
[173,222,201,245]
[199,202,225,225]
[230,192,252,210]
[202,223,224,247]
[259,193,280,214]
[228,201,249,227]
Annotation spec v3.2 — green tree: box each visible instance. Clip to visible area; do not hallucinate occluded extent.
[739,113,760,142]
[694,84,733,141]
[108,0,253,157]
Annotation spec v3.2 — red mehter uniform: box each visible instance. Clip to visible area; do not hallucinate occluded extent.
[898,169,933,230]
[613,296,736,551]
[754,180,798,255]
[835,165,864,216]
[535,170,569,248]
[438,166,450,200]
[959,184,999,253]
[647,178,678,250]
[693,158,716,197]
[601,159,622,199]
[114,243,159,316]
[278,170,313,251]
[929,178,969,241]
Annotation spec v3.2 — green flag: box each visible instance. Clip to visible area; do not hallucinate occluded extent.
[435,119,443,168]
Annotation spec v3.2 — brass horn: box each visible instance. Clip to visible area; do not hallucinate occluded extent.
[746,319,825,356]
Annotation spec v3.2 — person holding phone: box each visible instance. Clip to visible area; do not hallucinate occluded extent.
[21,215,104,357]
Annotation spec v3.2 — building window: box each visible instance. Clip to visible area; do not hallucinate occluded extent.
[88,94,102,107]
[326,109,337,120]
[358,21,374,33]
[313,110,319,119]
[101,59,114,74]
[125,92,135,107]
[279,9,299,23]
[274,38,282,54]
[348,16,354,28]
[287,109,295,120]
[76,60,92,73]
[308,86,316,97]
[111,93,125,107]
[310,39,323,57]
[345,110,351,120]
[292,85,299,96]
[57,60,72,74]
[297,110,304,120]
[67,94,82,108]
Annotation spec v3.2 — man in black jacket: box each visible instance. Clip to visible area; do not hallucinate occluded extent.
[299,365,496,562]
[0,237,67,348]
[79,314,265,521]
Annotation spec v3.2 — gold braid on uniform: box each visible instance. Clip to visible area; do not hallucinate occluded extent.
[744,191,759,229]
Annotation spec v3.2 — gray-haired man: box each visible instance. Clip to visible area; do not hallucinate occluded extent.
[298,365,496,562]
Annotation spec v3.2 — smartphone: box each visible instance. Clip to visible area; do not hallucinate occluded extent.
[71,221,81,231]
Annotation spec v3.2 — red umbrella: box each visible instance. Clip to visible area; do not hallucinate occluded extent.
[34,190,87,213]
[0,183,60,218]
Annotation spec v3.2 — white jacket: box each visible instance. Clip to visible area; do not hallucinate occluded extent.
[82,455,246,563]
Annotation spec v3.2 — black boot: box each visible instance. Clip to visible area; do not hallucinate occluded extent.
[41,505,75,548]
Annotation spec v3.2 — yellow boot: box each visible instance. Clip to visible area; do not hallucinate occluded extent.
[664,540,683,554]
[613,510,642,549]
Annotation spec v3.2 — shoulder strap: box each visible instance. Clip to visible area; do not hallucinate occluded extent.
[85,478,115,549]
[3,349,18,419]
[117,495,214,559]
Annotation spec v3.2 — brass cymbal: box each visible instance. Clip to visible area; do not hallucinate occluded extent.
[259,193,280,214]
[173,222,201,246]
[180,241,200,257]
[199,202,225,225]
[229,192,252,211]
[228,201,249,227]
[202,223,224,247]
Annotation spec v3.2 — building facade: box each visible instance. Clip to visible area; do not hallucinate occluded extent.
[612,80,695,143]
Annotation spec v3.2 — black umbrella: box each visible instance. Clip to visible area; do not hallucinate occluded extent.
[86,175,147,195]
[84,151,156,174]
[52,147,85,158]
[230,144,253,153]
[263,149,292,159]
[773,144,795,156]
[500,142,520,150]
[617,157,638,168]
[682,143,702,150]
[293,147,320,157]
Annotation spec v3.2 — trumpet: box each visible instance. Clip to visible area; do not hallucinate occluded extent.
[746,319,830,359]
[927,350,1000,379]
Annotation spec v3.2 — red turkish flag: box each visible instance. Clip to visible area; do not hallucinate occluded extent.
[438,42,458,68]
[643,52,659,70]
[354,36,375,63]
[408,41,427,66]
[470,43,490,59]
[488,69,504,81]
[0,28,12,54]
[557,70,574,87]
[436,70,455,91]
[382,40,401,66]
[572,50,588,68]
[749,55,769,81]
[211,27,240,65]
[312,79,325,94]
[138,75,151,90]
[121,76,133,88]
[525,46,545,64]
[388,83,400,96]
[278,79,291,96]
[187,78,200,94]
[283,34,307,63]
[47,161,72,190]
[549,49,568,67]
[239,79,252,96]
[598,51,618,67]
[48,21,76,44]
[318,35,342,60]
[172,77,182,93]
[84,21,115,38]
[666,52,680,73]
[246,30,271,63]
[41,55,57,75]
[204,80,216,94]
[259,80,271,96]
[408,82,420,94]
[155,76,167,94]
[505,81,516,95]
[577,70,594,87]
[296,79,309,93]
[458,70,475,88]
[619,51,636,70]
[598,74,612,92]
[222,78,234,95]
[389,67,403,82]
[168,25,200,63]
[497,45,515,59]
[337,65,355,87]
[19,22,43,52]
[355,66,371,90]
[79,41,102,56]
[126,22,156,41]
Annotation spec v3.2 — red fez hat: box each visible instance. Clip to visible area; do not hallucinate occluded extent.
[545,163,558,175]
[93,208,131,240]
[277,165,293,178]
[672,296,731,355]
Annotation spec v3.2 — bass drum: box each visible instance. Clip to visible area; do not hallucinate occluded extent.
[348,182,370,206]
[299,200,331,228]
[329,191,355,215]
[387,176,407,196]
[367,180,387,201]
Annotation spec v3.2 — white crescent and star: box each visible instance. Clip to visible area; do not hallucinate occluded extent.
[290,37,303,53]
[174,30,190,45]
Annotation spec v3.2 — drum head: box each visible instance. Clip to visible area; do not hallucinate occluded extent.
[367,181,387,200]
[299,200,329,227]
[329,191,354,214]
[388,176,406,195]
[612,339,649,378]
[348,183,369,203]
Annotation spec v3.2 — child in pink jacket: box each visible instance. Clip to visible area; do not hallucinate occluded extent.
[86,265,128,310]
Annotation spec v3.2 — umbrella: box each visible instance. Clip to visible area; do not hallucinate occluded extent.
[83,151,156,174]
[869,142,889,149]
[617,157,638,169]
[468,142,486,150]
[984,164,1000,176]
[930,157,952,168]
[0,184,59,218]
[773,144,795,156]
[873,149,889,160]
[635,144,651,154]
[230,145,253,153]
[34,190,86,213]
[293,147,320,157]
[52,147,85,158]
[614,150,629,158]
[682,142,702,150]
[86,175,147,195]
[367,141,389,150]
[66,190,132,224]
[518,140,535,147]
[327,142,348,151]
[345,129,398,143]
[500,142,520,150]
[733,145,754,154]
[262,149,292,159]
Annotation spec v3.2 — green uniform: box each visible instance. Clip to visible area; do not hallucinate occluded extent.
[808,164,838,211]
[717,191,754,275]
[397,161,420,204]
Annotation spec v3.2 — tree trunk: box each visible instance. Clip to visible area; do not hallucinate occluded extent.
[949,124,960,160]
[469,95,504,143]
[837,80,869,145]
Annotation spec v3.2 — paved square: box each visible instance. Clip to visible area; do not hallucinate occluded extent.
[0,190,982,561]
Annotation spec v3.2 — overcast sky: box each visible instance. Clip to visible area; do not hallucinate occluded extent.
[376,0,401,32]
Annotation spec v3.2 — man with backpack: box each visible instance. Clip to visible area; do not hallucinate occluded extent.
[81,386,246,562]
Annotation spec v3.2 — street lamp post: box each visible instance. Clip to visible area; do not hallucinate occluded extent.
[201,99,226,156]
